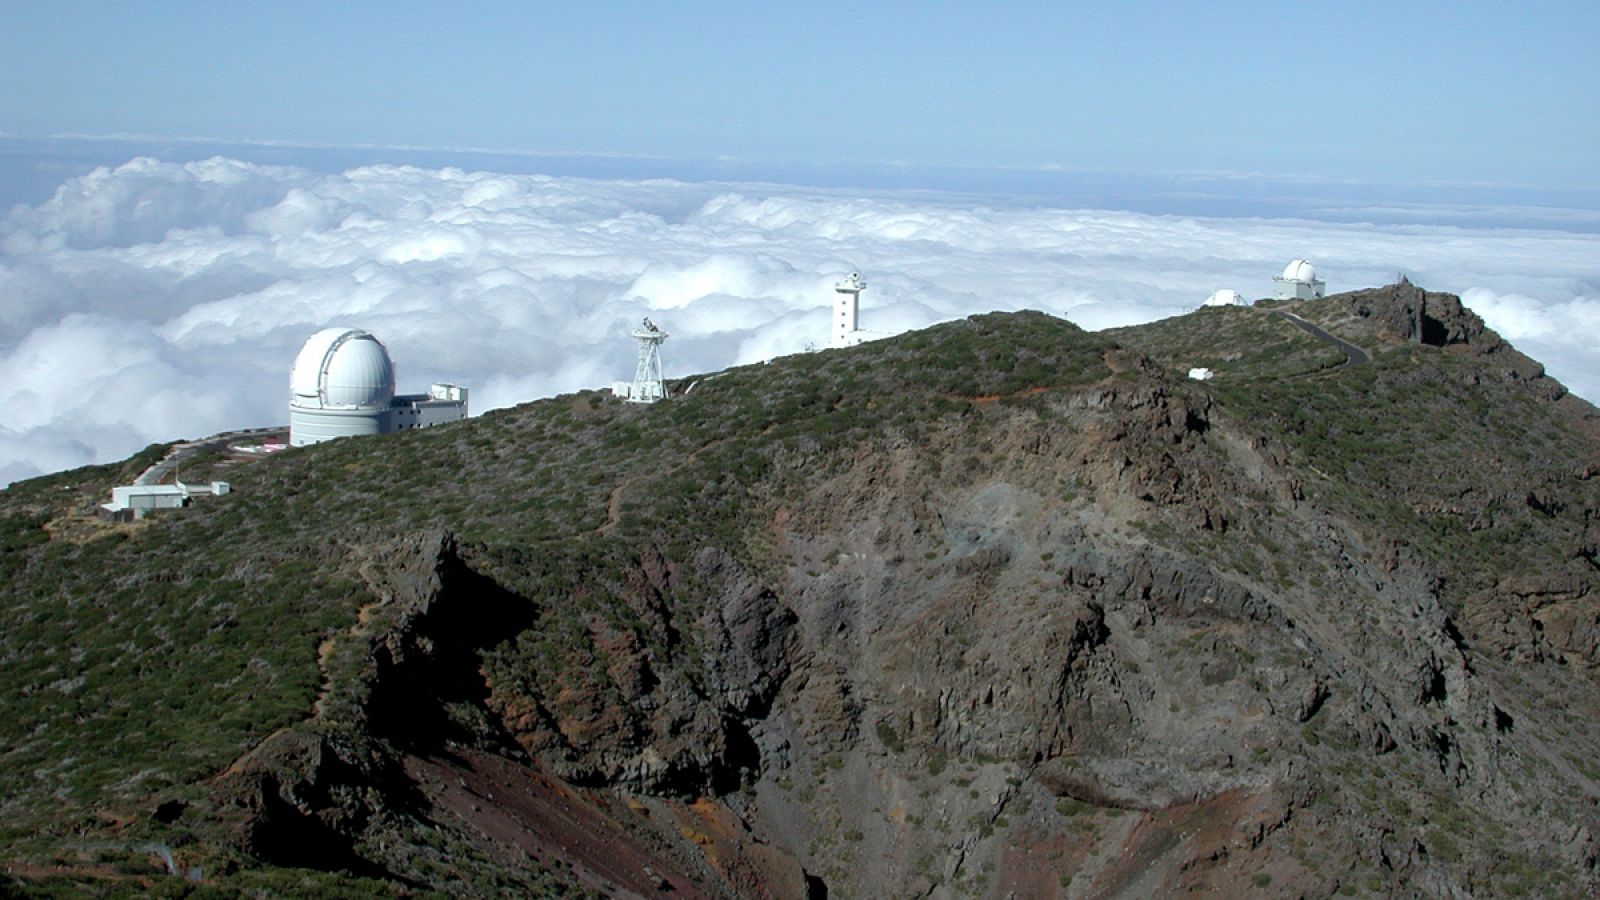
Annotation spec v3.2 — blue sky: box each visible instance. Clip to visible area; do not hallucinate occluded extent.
[4,1,1596,189]
[2,4,1599,486]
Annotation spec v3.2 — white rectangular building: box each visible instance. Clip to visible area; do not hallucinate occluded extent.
[101,481,231,521]
[389,383,470,431]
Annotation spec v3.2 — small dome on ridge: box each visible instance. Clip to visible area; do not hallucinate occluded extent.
[1281,259,1318,283]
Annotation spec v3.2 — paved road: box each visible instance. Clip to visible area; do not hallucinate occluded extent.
[133,426,285,485]
[1270,310,1371,368]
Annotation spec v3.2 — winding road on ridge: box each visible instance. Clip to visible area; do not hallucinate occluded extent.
[1270,310,1371,369]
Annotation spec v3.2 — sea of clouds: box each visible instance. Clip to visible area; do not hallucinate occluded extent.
[2,155,1597,486]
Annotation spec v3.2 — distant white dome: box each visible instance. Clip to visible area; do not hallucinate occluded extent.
[1203,289,1247,307]
[1281,259,1318,283]
[290,328,396,411]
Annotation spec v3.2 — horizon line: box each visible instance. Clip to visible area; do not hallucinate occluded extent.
[6,131,1598,198]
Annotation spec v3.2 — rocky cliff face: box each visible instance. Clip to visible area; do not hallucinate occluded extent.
[3,285,1598,897]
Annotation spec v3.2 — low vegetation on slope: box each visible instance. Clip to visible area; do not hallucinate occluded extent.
[2,284,1598,897]
[0,311,1115,892]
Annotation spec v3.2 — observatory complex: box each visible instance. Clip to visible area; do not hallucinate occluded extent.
[1273,259,1326,301]
[288,327,467,447]
[1199,261,1328,309]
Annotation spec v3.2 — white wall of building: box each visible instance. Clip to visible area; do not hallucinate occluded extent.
[832,272,865,348]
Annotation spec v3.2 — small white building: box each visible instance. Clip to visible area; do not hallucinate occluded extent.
[101,481,231,521]
[391,383,471,430]
[1202,289,1248,308]
[288,328,467,447]
[1272,259,1326,301]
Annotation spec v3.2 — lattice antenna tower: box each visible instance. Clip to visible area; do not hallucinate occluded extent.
[629,318,668,403]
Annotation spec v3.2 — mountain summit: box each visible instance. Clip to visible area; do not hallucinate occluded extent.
[3,282,1598,897]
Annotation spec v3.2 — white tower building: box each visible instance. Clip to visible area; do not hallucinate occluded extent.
[289,327,467,447]
[832,272,866,348]
[621,318,668,403]
[1273,259,1326,301]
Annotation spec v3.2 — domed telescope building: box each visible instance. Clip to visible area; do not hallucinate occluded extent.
[1273,259,1326,301]
[289,327,468,447]
[1202,289,1248,307]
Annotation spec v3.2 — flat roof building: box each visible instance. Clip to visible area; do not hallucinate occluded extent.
[100,481,231,521]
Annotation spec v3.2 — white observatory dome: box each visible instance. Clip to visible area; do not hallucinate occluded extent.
[1203,289,1247,307]
[290,328,396,410]
[1281,259,1318,284]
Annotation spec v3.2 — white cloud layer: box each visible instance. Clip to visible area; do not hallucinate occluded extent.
[3,157,1598,486]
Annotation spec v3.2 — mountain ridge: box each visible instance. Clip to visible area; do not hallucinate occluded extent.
[2,282,1598,897]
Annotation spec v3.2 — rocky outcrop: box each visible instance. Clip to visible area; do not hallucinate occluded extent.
[1337,278,1490,348]
[210,530,514,873]
[1338,279,1568,400]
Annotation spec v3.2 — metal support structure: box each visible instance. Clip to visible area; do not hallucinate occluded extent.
[628,318,668,403]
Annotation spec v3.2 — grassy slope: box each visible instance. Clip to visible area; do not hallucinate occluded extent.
[3,296,1598,894]
[0,311,1113,885]
[1112,299,1599,610]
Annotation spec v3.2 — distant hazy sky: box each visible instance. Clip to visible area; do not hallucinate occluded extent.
[4,1,1596,189]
